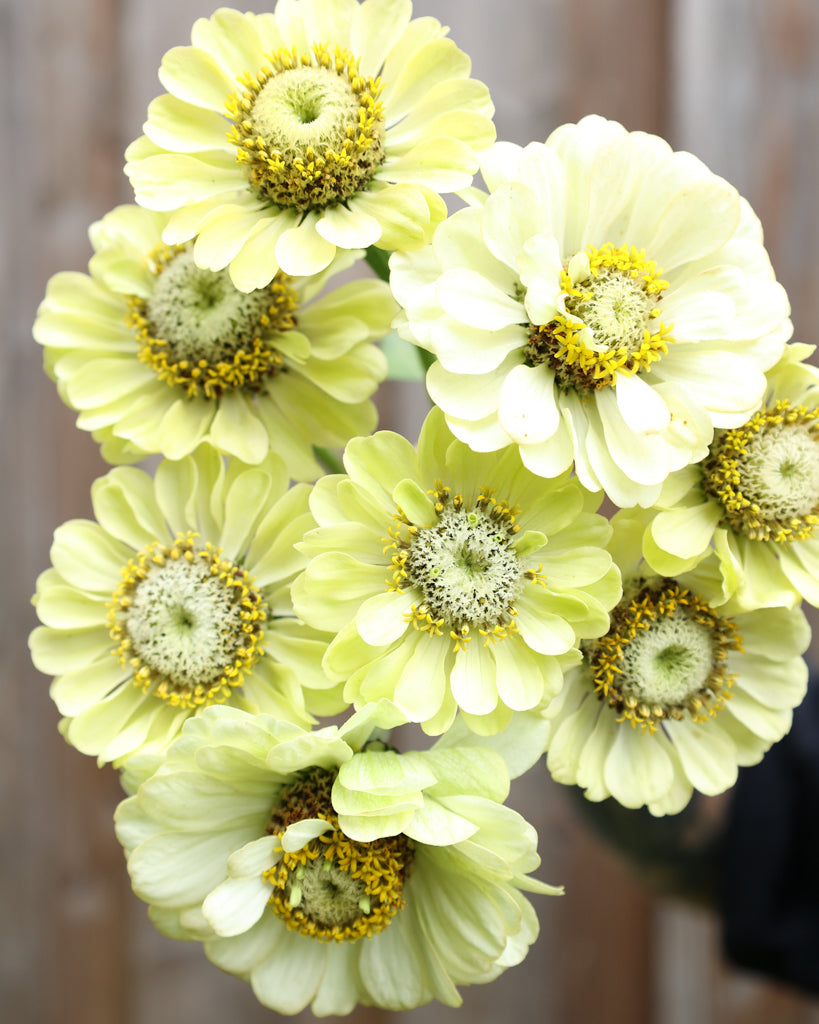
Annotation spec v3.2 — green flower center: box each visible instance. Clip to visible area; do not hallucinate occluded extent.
[526,243,673,392]
[702,400,819,543]
[127,245,298,399]
[585,579,742,731]
[264,768,413,942]
[107,532,267,709]
[388,483,544,649]
[227,43,386,211]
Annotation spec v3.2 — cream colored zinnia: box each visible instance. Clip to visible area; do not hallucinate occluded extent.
[544,521,811,815]
[391,115,792,507]
[125,1,495,291]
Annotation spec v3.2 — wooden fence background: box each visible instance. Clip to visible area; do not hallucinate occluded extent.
[3,0,819,1021]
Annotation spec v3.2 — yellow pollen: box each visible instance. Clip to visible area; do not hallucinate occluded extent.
[264,769,412,942]
[227,43,385,210]
[126,244,298,399]
[526,243,674,391]
[587,580,742,733]
[106,531,268,709]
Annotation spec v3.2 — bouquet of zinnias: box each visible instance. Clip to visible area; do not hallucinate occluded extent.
[30,0,814,1014]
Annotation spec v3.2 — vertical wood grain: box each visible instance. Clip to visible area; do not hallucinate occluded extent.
[4,0,819,1022]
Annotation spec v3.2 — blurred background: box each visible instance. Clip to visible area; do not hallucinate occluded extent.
[3,0,819,1020]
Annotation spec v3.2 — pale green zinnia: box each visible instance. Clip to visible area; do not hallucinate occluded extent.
[390,115,792,507]
[292,408,621,735]
[639,342,819,609]
[125,1,495,290]
[33,203,393,475]
[544,521,811,815]
[30,446,338,764]
[114,702,559,1015]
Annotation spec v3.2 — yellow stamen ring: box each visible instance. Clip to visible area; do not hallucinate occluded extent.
[526,243,674,391]
[587,580,742,733]
[106,531,267,709]
[227,43,385,210]
[265,769,413,942]
[702,400,819,544]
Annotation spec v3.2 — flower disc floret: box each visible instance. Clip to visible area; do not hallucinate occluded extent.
[128,244,297,399]
[702,400,819,543]
[265,767,412,942]
[586,578,741,732]
[227,43,385,211]
[107,531,267,709]
[389,483,543,651]
[526,244,674,391]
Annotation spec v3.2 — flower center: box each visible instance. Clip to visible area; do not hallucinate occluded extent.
[127,245,298,399]
[227,43,386,211]
[264,767,413,942]
[387,483,544,650]
[584,579,742,731]
[525,244,673,391]
[107,532,268,709]
[701,400,819,543]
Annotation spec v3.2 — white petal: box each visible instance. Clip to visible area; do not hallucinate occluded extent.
[449,642,498,716]
[393,635,450,723]
[355,589,416,646]
[646,178,741,271]
[615,373,671,434]
[665,720,738,796]
[652,350,766,425]
[203,875,272,937]
[281,818,334,852]
[498,363,560,444]
[480,181,547,270]
[158,46,236,112]
[436,268,525,330]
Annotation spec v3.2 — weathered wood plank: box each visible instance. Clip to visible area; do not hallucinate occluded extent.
[666,1,819,1020]
[5,0,819,1022]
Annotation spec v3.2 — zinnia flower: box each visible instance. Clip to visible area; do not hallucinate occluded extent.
[125,2,495,290]
[639,342,819,609]
[114,703,559,1014]
[33,204,393,474]
[30,446,338,763]
[292,408,621,735]
[390,115,792,507]
[544,524,810,815]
